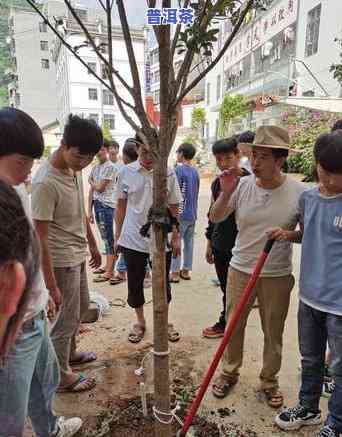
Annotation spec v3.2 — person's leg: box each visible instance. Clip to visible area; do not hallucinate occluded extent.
[94,201,115,278]
[181,221,196,275]
[202,250,230,338]
[212,267,257,397]
[28,315,60,437]
[123,248,148,341]
[170,220,185,279]
[52,264,90,387]
[257,274,294,392]
[325,313,342,433]
[115,254,127,278]
[0,315,47,436]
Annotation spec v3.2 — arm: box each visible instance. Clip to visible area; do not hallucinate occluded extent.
[209,169,239,223]
[205,195,215,264]
[88,185,94,223]
[34,220,62,309]
[266,222,304,244]
[168,203,181,257]
[85,216,101,269]
[115,198,127,243]
[91,179,111,193]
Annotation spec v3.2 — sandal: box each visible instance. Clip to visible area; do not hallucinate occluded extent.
[169,276,180,284]
[212,374,238,399]
[168,324,180,342]
[70,351,97,366]
[128,324,146,343]
[93,274,111,283]
[93,267,106,275]
[263,388,284,408]
[57,373,96,393]
[109,276,125,285]
[180,271,191,280]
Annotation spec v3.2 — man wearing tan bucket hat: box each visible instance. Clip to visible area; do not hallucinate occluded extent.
[209,125,306,408]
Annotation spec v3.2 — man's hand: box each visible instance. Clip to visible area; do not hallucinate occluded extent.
[49,285,62,312]
[88,213,94,224]
[266,227,289,241]
[89,244,102,269]
[219,168,240,194]
[171,233,181,258]
[205,241,214,264]
[46,296,57,321]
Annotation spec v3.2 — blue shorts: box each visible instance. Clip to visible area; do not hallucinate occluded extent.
[94,199,115,255]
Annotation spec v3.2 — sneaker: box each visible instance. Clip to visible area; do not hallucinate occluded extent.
[202,322,225,338]
[55,416,83,437]
[322,379,336,398]
[275,404,322,430]
[317,425,340,437]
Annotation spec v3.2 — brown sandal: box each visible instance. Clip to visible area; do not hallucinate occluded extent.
[212,374,238,398]
[128,324,146,343]
[263,388,284,408]
[168,324,180,342]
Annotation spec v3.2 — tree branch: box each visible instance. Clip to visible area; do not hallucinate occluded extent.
[170,0,190,61]
[175,0,254,105]
[97,0,106,12]
[116,0,151,132]
[63,0,134,95]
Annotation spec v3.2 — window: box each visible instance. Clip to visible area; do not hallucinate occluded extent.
[216,74,221,101]
[153,90,160,104]
[101,64,107,79]
[205,122,210,138]
[89,113,99,124]
[73,8,88,21]
[41,59,50,69]
[206,83,210,105]
[88,88,98,100]
[104,114,115,130]
[103,90,114,106]
[305,4,321,57]
[40,40,48,51]
[39,22,47,33]
[87,62,96,74]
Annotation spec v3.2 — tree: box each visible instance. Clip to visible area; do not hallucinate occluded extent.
[330,37,342,86]
[25,1,260,435]
[218,93,248,137]
[191,107,206,132]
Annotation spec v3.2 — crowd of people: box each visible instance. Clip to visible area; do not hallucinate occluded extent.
[0,106,341,437]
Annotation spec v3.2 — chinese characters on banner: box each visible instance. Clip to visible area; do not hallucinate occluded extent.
[224,0,297,70]
[146,8,194,25]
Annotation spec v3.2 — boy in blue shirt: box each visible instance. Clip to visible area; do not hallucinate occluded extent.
[170,143,200,282]
[271,131,342,437]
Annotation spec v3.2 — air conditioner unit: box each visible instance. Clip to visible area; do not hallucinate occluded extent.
[262,41,273,58]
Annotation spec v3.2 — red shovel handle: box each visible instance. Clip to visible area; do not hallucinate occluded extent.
[179,239,275,436]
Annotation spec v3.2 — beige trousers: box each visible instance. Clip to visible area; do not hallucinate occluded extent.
[221,267,295,390]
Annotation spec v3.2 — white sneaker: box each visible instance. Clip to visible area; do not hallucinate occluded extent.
[55,416,83,437]
[275,404,322,431]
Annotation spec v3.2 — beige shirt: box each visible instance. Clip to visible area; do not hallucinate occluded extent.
[31,160,87,268]
[228,174,307,277]
[116,160,182,253]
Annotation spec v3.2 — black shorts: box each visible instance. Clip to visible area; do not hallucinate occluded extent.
[122,247,172,308]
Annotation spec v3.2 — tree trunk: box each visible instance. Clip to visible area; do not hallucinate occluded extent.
[152,144,171,437]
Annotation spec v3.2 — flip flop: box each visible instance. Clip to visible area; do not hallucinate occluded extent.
[168,324,180,342]
[169,276,180,283]
[93,274,111,283]
[70,351,97,366]
[109,276,125,285]
[93,267,106,274]
[57,373,96,393]
[128,324,146,343]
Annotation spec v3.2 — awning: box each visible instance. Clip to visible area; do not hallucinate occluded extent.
[280,97,342,113]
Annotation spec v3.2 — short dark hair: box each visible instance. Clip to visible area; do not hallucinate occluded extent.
[104,139,119,150]
[0,107,44,159]
[177,142,196,160]
[122,142,138,162]
[238,130,255,144]
[212,137,239,155]
[331,119,342,132]
[270,148,289,159]
[62,114,103,155]
[314,130,342,174]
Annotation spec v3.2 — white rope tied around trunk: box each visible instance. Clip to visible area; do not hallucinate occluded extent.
[152,402,183,426]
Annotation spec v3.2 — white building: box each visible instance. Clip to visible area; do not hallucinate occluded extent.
[204,0,299,144]
[52,9,146,146]
[295,0,342,98]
